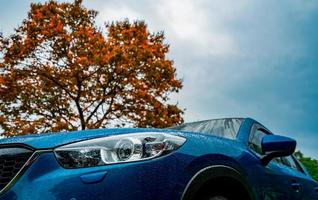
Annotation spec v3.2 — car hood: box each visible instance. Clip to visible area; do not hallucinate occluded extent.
[0,128,174,149]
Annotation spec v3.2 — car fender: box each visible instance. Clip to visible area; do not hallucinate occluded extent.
[181,165,256,200]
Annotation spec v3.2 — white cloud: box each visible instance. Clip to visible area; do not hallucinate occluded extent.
[153,0,239,56]
[96,5,142,24]
[87,0,240,56]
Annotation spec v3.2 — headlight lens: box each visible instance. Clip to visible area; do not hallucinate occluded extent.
[54,132,186,168]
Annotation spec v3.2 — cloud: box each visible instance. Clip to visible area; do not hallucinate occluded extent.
[153,0,238,56]
[87,0,239,56]
[96,4,142,23]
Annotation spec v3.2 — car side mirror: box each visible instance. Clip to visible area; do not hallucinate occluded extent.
[261,135,296,166]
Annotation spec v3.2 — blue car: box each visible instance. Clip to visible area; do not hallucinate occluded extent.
[0,118,317,200]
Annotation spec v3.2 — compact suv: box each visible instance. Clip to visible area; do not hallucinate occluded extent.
[0,118,317,200]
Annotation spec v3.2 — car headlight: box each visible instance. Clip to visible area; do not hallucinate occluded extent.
[54,132,186,168]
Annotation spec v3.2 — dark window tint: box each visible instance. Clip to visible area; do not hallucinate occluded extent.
[170,118,243,139]
[273,157,285,165]
[281,156,304,173]
[248,127,268,155]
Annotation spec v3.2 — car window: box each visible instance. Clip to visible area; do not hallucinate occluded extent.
[248,126,267,155]
[273,157,285,165]
[170,118,243,139]
[281,156,304,173]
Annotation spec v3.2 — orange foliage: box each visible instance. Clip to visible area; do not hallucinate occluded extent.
[0,0,183,136]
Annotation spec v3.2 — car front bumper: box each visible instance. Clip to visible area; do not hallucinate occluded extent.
[0,151,187,200]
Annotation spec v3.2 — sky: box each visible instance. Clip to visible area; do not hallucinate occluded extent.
[0,0,317,159]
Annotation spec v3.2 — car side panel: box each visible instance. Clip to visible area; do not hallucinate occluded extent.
[174,133,261,200]
[238,119,318,200]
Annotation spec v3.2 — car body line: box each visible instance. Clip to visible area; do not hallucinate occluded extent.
[0,149,52,194]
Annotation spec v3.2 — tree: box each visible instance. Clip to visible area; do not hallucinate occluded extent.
[294,151,318,181]
[0,0,183,136]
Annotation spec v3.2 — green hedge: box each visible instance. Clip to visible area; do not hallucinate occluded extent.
[295,151,318,181]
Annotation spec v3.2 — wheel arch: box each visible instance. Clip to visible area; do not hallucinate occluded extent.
[181,165,256,200]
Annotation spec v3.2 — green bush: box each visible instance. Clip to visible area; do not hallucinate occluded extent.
[294,151,318,181]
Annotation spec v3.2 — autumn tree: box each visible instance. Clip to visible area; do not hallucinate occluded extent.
[0,0,183,136]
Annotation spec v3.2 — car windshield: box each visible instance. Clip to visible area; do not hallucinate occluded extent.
[170,118,243,139]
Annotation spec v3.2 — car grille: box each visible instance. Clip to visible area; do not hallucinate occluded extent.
[0,147,33,191]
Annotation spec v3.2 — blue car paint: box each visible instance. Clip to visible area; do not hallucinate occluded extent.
[261,135,296,154]
[0,118,317,200]
[0,128,169,149]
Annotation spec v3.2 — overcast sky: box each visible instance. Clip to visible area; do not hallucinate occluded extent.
[0,0,317,158]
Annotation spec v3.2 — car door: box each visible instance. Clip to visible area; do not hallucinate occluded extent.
[287,156,318,200]
[274,155,318,200]
[248,123,303,200]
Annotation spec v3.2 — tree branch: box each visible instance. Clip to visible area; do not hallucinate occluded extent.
[74,75,85,130]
